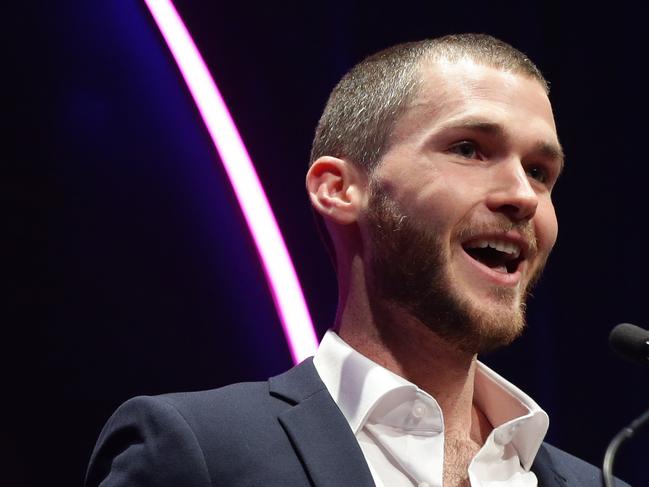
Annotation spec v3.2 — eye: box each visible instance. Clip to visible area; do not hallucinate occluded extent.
[449,141,479,159]
[526,165,548,183]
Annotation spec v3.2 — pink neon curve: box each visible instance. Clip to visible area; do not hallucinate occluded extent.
[144,0,318,364]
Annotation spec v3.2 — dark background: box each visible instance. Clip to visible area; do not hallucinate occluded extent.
[7,1,649,485]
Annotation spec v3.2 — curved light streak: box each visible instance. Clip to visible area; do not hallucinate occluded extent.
[143,0,318,364]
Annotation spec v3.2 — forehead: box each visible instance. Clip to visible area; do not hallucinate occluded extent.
[390,59,558,144]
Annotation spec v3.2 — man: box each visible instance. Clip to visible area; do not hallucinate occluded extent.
[86,34,629,486]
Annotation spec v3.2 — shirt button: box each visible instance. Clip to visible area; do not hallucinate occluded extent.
[412,400,427,419]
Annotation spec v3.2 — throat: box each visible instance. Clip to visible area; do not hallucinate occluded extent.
[443,436,481,487]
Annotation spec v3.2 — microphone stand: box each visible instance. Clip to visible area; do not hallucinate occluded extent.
[602,406,649,487]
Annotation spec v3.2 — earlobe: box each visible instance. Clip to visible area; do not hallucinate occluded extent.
[306,156,366,225]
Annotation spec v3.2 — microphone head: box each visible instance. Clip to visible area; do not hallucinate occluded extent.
[609,323,649,365]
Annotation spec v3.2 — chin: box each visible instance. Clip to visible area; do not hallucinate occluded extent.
[463,304,526,354]
[458,282,529,350]
[397,262,529,354]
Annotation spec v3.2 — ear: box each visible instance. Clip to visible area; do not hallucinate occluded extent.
[306,156,367,225]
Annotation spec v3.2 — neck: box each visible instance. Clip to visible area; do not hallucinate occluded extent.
[334,261,490,443]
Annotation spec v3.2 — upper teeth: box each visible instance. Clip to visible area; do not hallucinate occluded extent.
[467,239,521,258]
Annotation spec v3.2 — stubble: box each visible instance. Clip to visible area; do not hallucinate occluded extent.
[364,183,545,354]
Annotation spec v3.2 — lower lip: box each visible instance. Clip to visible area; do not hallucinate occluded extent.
[460,249,525,287]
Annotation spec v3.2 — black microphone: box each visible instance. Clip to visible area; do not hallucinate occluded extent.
[602,323,649,487]
[609,323,649,365]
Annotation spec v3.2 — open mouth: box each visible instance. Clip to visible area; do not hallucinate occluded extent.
[462,238,525,274]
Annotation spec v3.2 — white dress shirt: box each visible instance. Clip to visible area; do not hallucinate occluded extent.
[313,331,549,487]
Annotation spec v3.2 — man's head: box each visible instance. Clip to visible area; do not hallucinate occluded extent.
[306,34,563,354]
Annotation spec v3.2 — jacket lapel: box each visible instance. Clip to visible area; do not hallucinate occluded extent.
[531,443,569,487]
[269,359,375,487]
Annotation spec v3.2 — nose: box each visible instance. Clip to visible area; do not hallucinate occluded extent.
[485,160,538,222]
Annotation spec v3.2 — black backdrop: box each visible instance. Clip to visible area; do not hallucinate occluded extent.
[7,1,649,485]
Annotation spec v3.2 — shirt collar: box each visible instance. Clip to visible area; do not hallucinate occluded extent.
[474,362,549,470]
[313,330,419,434]
[313,330,549,470]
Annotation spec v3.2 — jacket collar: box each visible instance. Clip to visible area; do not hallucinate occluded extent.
[269,358,376,487]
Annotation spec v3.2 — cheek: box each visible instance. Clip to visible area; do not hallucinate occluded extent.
[536,202,558,254]
[409,169,474,213]
[407,187,469,234]
[376,165,477,233]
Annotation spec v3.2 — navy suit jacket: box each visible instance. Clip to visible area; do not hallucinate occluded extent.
[86,358,630,486]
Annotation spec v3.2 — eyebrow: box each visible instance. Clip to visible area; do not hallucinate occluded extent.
[438,118,565,173]
[534,140,565,175]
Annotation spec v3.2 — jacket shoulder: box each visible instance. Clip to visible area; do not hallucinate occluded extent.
[158,380,278,418]
[537,442,631,487]
[85,392,218,487]
[86,374,313,487]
